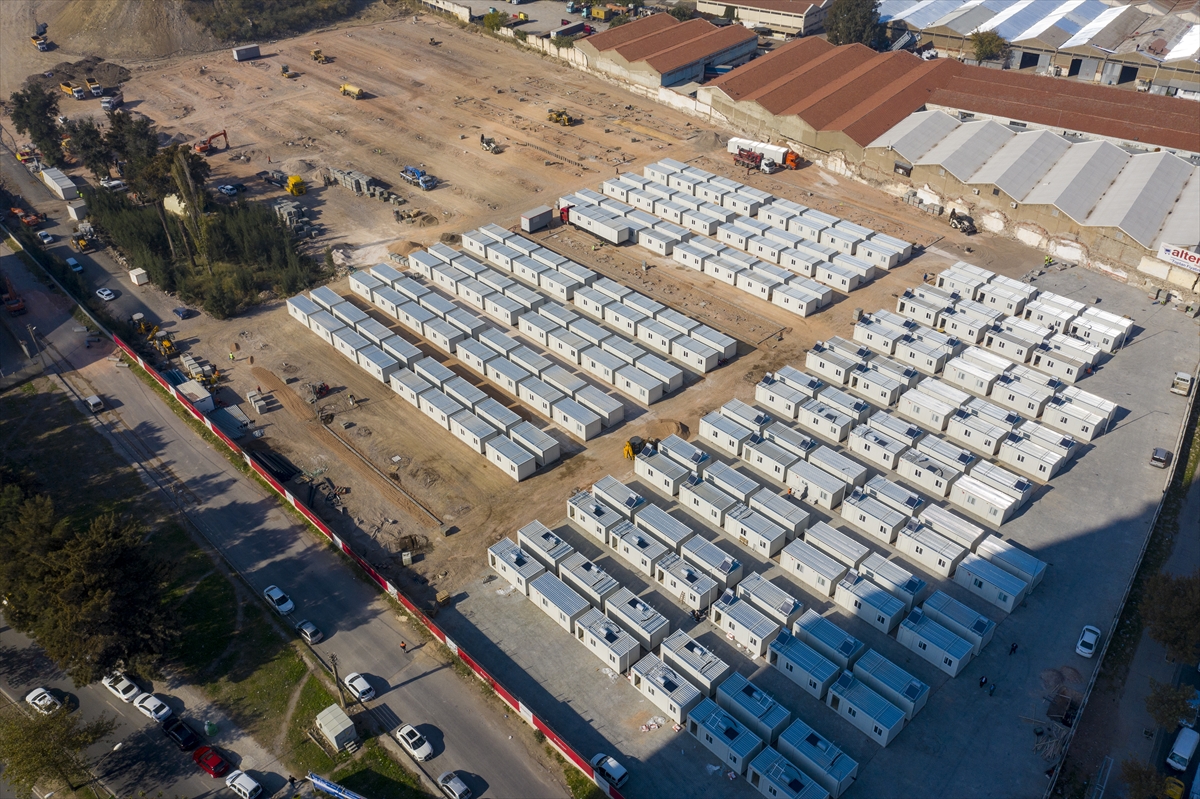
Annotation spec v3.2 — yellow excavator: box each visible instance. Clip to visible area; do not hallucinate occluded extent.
[547,109,575,127]
[130,313,152,336]
[622,436,645,460]
[152,330,177,358]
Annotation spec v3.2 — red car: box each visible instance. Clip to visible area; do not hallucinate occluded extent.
[192,746,229,777]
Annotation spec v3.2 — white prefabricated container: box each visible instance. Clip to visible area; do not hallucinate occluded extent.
[896,607,974,677]
[711,590,781,659]
[897,450,961,498]
[682,536,744,589]
[804,521,870,570]
[659,434,712,476]
[381,336,422,369]
[806,344,858,386]
[793,609,865,669]
[575,385,625,428]
[922,591,996,659]
[847,425,907,471]
[859,552,926,613]
[454,338,496,377]
[581,346,624,385]
[487,537,546,596]
[737,573,804,629]
[741,439,799,485]
[614,366,664,405]
[389,369,432,407]
[330,327,370,364]
[551,397,602,441]
[687,698,765,776]
[840,490,907,546]
[722,504,786,557]
[894,522,965,578]
[777,720,859,799]
[998,433,1064,481]
[510,420,560,467]
[976,535,1047,591]
[671,337,720,373]
[834,571,906,634]
[768,629,840,700]
[699,411,754,457]
[486,357,532,396]
[605,587,669,652]
[797,399,853,445]
[559,552,621,608]
[423,317,467,355]
[518,376,565,417]
[919,504,989,552]
[449,409,498,454]
[755,378,806,420]
[356,344,400,383]
[952,553,1028,613]
[949,473,1020,525]
[780,539,846,598]
[786,459,846,510]
[679,477,738,528]
[396,302,436,337]
[808,446,868,489]
[419,389,465,430]
[567,491,623,544]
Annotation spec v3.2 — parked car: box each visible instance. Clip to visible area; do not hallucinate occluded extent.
[262,585,294,615]
[343,672,374,702]
[437,771,472,799]
[66,257,82,272]
[217,185,237,197]
[134,692,173,723]
[1164,777,1186,799]
[102,672,140,703]
[1151,447,1172,468]
[162,717,200,750]
[193,746,230,777]
[25,687,62,715]
[225,770,263,799]
[37,231,53,245]
[1169,727,1199,771]
[590,753,629,788]
[395,724,433,761]
[172,307,196,320]
[1075,625,1101,658]
[99,177,126,191]
[295,619,323,644]
[95,287,115,301]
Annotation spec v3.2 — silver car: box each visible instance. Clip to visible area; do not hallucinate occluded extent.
[437,771,471,799]
[395,724,433,761]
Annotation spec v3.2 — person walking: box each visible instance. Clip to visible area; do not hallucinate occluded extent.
[979,676,988,688]
[400,641,408,654]
[1009,642,1019,655]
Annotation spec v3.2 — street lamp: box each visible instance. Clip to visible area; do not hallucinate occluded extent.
[26,324,44,368]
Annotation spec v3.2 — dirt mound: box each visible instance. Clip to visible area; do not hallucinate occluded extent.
[439,232,461,245]
[49,0,221,61]
[24,56,130,92]
[389,241,423,257]
[644,420,688,441]
[687,130,727,152]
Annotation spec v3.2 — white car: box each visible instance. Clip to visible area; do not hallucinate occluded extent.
[395,723,433,761]
[262,585,294,615]
[133,692,173,723]
[1076,625,1101,658]
[37,231,53,245]
[590,753,629,788]
[343,672,375,702]
[225,770,263,799]
[96,288,115,301]
[25,687,62,715]
[437,771,472,799]
[102,672,140,703]
[99,178,126,191]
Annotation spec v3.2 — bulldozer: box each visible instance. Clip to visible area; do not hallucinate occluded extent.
[547,108,574,126]
[286,175,307,196]
[151,330,177,358]
[480,134,499,153]
[310,49,328,63]
[280,64,298,78]
[194,130,228,154]
[949,209,977,235]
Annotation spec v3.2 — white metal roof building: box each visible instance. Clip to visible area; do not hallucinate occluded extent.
[895,521,966,578]
[654,553,720,611]
[631,653,703,724]
[593,475,647,521]
[1044,397,1108,443]
[749,492,810,541]
[840,490,908,547]
[614,526,669,578]
[806,344,858,386]
[747,747,831,799]
[510,421,560,468]
[517,520,574,572]
[419,389,465,431]
[636,504,695,554]
[897,449,961,498]
[869,409,925,447]
[717,672,792,747]
[606,587,671,651]
[921,590,996,657]
[487,537,546,596]
[529,573,590,633]
[846,425,907,473]
[793,610,865,670]
[566,491,624,544]
[817,387,872,426]
[742,439,800,486]
[864,475,924,517]
[918,504,989,553]
[661,629,735,697]
[958,465,1028,517]
[756,377,808,420]
[559,552,622,609]
[737,573,804,629]
[680,476,740,528]
[688,698,765,776]
[991,375,1054,419]
[475,397,520,435]
[683,537,744,588]
[998,434,1065,481]
[634,451,690,498]
[797,399,854,445]
[659,433,712,476]
[898,389,956,432]
[763,423,820,462]
[825,673,906,747]
[712,589,781,658]
[780,539,847,599]
[768,627,840,700]
[707,461,764,505]
[775,366,826,399]
[834,571,906,634]
[964,396,1022,432]
[859,552,927,613]
[700,411,756,457]
[852,649,929,722]
[786,459,846,510]
[777,718,859,799]
[896,607,975,678]
[723,505,788,558]
[846,364,903,409]
[953,553,1029,613]
[574,607,642,673]
[918,435,977,472]
[804,522,870,570]
[946,409,1006,458]
[977,535,1047,591]
[721,399,772,434]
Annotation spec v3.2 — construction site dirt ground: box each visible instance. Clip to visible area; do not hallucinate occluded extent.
[11,8,1198,797]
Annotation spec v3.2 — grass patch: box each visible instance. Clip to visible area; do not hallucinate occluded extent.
[154,523,216,598]
[283,675,341,775]
[545,746,604,799]
[330,739,423,798]
[172,572,240,674]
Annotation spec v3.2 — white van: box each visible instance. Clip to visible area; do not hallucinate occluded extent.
[84,395,104,413]
[224,771,262,798]
[589,753,628,788]
[1167,726,1199,771]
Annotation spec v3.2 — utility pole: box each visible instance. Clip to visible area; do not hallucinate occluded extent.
[330,653,345,708]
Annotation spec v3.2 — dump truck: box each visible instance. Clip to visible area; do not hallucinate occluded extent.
[60,82,85,100]
[31,35,48,51]
[311,49,328,63]
[340,83,364,99]
[286,176,307,195]
[547,108,574,126]
[85,78,102,97]
[194,130,228,154]
[480,134,498,153]
[100,94,122,111]
[402,166,437,191]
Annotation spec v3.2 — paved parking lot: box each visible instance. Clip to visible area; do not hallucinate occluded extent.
[438,263,1200,799]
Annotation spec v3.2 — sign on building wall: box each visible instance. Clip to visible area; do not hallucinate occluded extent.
[1157,244,1200,274]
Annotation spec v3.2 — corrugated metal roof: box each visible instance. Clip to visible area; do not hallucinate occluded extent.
[829,673,906,728]
[783,539,845,582]
[714,592,779,638]
[901,608,974,659]
[967,130,1071,199]
[719,672,791,731]
[855,649,929,702]
[749,747,828,799]
[577,607,641,658]
[779,718,858,781]
[663,629,730,680]
[923,589,997,637]
[915,119,1014,182]
[1059,3,1130,48]
[1085,151,1195,247]
[770,629,839,682]
[683,537,741,576]
[690,698,763,758]
[530,573,589,616]
[958,552,1029,595]
[839,571,905,618]
[632,653,701,707]
[738,573,803,620]
[796,609,862,658]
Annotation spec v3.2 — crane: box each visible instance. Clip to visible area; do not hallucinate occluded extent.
[194,130,228,154]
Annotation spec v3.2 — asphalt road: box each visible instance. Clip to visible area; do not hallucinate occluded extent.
[1,143,563,798]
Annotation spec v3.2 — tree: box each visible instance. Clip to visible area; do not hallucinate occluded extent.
[104,110,158,170]
[0,492,73,631]
[1120,757,1166,799]
[608,13,630,27]
[824,0,883,48]
[970,29,1009,62]
[481,10,508,31]
[8,85,63,167]
[62,118,112,180]
[0,703,116,791]
[1145,678,1199,729]
[722,4,736,20]
[1142,568,1200,663]
[668,3,692,21]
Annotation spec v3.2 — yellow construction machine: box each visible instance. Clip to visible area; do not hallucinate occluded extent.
[130,313,152,336]
[622,436,645,460]
[340,83,364,99]
[152,330,178,358]
[547,109,575,127]
[286,176,307,195]
[311,49,328,63]
[280,64,298,78]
